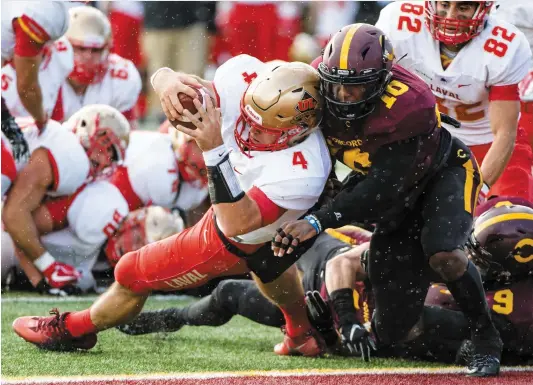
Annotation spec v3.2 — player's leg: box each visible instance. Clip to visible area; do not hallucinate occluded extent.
[421,144,502,376]
[368,213,430,346]
[12,210,245,351]
[117,279,284,335]
[253,265,323,356]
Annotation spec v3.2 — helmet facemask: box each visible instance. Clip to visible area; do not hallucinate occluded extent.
[318,63,392,121]
[425,1,493,45]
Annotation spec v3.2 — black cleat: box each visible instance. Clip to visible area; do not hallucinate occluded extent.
[116,309,185,336]
[466,354,500,377]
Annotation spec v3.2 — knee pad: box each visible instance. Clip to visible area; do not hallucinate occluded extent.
[114,250,150,295]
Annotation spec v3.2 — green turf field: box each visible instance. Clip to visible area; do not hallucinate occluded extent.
[1,292,445,378]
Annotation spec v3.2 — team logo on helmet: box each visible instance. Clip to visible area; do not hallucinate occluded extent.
[514,238,533,263]
[296,91,318,114]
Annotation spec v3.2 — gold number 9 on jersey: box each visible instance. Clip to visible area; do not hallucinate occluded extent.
[492,288,513,315]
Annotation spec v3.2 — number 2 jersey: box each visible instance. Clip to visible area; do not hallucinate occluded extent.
[213,54,332,244]
[376,1,532,146]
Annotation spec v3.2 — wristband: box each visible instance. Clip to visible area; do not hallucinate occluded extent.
[34,251,55,272]
[305,214,322,235]
[203,144,229,167]
[207,153,244,204]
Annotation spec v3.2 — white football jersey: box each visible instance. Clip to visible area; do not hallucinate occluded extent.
[1,1,69,63]
[5,118,90,196]
[1,39,73,119]
[376,1,532,145]
[67,180,130,246]
[213,54,331,244]
[125,130,207,211]
[56,38,142,121]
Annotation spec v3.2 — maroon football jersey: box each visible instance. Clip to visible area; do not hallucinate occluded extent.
[426,280,533,354]
[323,65,440,175]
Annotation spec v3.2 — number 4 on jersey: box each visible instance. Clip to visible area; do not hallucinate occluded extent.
[292,151,308,169]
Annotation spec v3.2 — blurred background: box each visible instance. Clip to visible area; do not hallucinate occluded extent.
[90,1,392,126]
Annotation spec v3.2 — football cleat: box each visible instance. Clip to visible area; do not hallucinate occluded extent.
[466,354,501,377]
[274,326,325,357]
[12,308,97,351]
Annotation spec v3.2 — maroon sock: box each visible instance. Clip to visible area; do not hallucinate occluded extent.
[279,297,312,338]
[65,309,97,337]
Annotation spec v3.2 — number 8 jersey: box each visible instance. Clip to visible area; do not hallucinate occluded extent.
[376,1,532,146]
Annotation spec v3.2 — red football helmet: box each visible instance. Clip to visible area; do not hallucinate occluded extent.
[66,104,130,177]
[66,6,112,85]
[425,1,494,45]
[170,129,208,188]
[467,201,533,284]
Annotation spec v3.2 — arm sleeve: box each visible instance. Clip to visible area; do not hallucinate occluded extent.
[313,137,420,229]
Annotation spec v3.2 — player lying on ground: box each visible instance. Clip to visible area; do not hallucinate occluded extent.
[118,201,533,365]
[12,60,333,357]
[2,105,130,292]
[273,23,502,376]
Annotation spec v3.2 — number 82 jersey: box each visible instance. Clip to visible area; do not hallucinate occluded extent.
[375,1,532,146]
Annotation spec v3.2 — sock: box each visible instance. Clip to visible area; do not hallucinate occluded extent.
[65,309,97,337]
[446,261,502,356]
[279,297,312,338]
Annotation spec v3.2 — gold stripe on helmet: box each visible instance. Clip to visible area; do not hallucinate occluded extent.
[474,213,533,237]
[340,24,362,70]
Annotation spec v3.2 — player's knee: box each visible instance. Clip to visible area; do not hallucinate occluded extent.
[213,280,245,310]
[429,250,468,281]
[114,250,150,295]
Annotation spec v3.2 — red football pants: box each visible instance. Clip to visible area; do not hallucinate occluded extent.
[115,208,251,294]
[520,100,533,150]
[469,126,533,201]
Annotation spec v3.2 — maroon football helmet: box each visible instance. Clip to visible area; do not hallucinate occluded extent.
[467,202,533,284]
[317,23,394,121]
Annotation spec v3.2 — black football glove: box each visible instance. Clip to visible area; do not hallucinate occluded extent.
[338,322,377,362]
[305,290,339,347]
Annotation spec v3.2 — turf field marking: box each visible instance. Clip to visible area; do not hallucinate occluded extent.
[3,366,532,383]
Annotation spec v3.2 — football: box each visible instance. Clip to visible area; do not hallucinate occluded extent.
[169,88,205,130]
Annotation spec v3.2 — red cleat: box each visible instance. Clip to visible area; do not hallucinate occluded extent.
[12,308,97,351]
[274,327,325,357]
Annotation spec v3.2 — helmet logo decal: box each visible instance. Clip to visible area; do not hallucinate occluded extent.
[296,91,318,113]
[244,104,262,125]
[514,238,533,263]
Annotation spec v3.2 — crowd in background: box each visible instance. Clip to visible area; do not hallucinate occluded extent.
[96,1,392,123]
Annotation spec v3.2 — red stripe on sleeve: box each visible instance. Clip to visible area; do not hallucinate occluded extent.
[489,84,519,101]
[13,19,44,57]
[247,186,286,226]
[46,149,60,191]
[310,56,322,70]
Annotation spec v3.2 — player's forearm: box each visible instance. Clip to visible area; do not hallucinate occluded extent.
[3,206,47,261]
[481,128,516,186]
[14,57,46,124]
[213,195,262,238]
